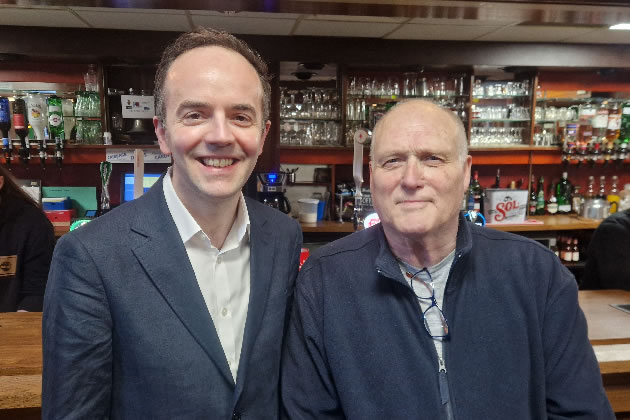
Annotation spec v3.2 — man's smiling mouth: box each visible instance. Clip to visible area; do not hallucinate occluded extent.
[200,158,235,168]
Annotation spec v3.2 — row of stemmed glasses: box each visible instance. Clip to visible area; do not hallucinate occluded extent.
[470,126,526,145]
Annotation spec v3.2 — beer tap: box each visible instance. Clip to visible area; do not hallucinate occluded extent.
[2,138,11,169]
[588,142,599,168]
[39,127,49,170]
[12,98,30,169]
[352,128,370,231]
[54,135,64,169]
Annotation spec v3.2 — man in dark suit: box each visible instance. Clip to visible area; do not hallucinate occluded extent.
[42,28,302,419]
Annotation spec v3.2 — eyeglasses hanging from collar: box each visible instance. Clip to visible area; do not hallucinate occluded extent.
[405,268,450,340]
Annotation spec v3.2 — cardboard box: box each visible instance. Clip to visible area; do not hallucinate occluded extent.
[43,197,72,211]
[484,189,528,224]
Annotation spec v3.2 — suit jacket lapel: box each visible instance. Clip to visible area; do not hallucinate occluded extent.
[233,200,274,399]
[129,179,234,386]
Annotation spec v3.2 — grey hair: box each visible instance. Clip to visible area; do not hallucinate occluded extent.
[370,99,468,164]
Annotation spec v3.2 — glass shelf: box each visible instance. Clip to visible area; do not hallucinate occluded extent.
[472,94,530,100]
[472,119,530,123]
[280,117,341,122]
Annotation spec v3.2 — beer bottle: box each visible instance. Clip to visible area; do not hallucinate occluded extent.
[529,174,537,216]
[607,175,620,214]
[536,176,546,215]
[546,184,558,215]
[572,238,580,262]
[556,172,572,214]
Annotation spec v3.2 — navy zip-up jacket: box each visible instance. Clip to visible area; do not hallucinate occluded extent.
[282,215,613,419]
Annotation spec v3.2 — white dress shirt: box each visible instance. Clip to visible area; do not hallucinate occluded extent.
[163,169,251,381]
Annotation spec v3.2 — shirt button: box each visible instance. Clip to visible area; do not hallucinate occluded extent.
[217,256,222,263]
[221,308,228,317]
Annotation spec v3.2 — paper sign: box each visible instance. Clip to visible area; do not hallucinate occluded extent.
[121,95,155,119]
[106,148,171,164]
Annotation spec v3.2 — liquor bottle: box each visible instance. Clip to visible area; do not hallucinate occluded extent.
[598,176,607,199]
[26,93,47,141]
[84,64,99,92]
[592,102,609,140]
[607,175,620,214]
[529,174,537,216]
[546,185,558,215]
[492,168,501,188]
[571,185,584,215]
[47,95,65,142]
[585,176,596,199]
[549,238,559,258]
[606,101,621,141]
[572,238,580,262]
[470,170,484,214]
[577,102,595,143]
[536,176,546,215]
[556,172,572,214]
[0,97,11,140]
[12,97,30,166]
[562,237,573,262]
[620,102,630,160]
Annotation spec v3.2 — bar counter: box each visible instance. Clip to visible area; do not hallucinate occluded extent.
[300,215,601,234]
[1,291,628,418]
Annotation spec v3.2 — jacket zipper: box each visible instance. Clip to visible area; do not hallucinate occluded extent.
[439,251,463,420]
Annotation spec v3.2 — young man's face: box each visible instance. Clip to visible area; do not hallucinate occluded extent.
[370,102,471,243]
[154,46,269,208]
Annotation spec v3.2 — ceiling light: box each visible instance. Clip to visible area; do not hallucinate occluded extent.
[609,23,630,30]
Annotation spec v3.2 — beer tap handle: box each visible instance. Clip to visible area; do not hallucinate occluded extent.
[19,135,30,168]
[40,127,48,169]
[55,136,64,169]
[2,138,11,169]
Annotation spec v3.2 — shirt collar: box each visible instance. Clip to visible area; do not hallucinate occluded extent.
[162,167,250,248]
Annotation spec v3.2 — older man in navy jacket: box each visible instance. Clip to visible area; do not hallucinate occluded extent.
[282,100,613,419]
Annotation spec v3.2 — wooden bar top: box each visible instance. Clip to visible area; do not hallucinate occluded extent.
[0,313,42,411]
[579,290,630,345]
[300,215,601,234]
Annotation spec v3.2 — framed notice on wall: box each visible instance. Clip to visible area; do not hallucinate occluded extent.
[121,95,155,119]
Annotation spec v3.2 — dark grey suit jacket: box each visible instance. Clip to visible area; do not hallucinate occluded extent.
[42,176,302,419]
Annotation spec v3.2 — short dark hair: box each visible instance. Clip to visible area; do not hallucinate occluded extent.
[0,164,39,208]
[154,27,271,126]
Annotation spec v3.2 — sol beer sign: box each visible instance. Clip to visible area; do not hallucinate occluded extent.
[484,189,528,224]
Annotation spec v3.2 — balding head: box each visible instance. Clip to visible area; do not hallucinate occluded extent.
[370,99,468,165]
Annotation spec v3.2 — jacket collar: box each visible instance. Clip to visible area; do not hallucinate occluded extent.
[374,213,473,286]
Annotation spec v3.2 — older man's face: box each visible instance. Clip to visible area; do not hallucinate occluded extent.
[370,103,471,243]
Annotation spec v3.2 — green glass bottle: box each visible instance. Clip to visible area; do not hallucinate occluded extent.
[535,176,546,215]
[47,95,65,142]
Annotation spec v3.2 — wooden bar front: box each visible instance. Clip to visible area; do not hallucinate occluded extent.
[1,291,629,417]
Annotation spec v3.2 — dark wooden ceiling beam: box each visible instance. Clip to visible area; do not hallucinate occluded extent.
[0,0,629,25]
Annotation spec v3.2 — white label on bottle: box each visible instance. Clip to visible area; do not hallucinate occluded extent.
[592,114,608,128]
[622,106,630,115]
[580,108,596,117]
[608,114,621,130]
[558,204,571,212]
[49,114,62,127]
[547,203,558,214]
[563,252,572,262]
[48,105,61,113]
[572,251,579,262]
